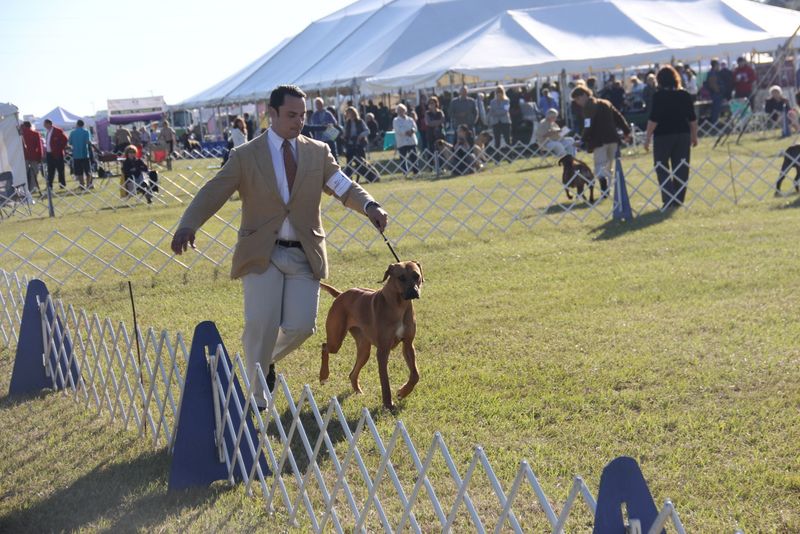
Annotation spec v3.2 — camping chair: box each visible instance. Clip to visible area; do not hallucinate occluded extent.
[0,171,33,219]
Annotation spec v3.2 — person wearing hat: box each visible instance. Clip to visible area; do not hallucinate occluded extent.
[535,108,576,157]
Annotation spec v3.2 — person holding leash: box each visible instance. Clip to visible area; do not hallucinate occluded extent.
[171,84,388,409]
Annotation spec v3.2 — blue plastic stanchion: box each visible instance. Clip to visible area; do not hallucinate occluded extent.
[592,456,662,534]
[168,321,268,491]
[613,153,633,222]
[9,279,80,395]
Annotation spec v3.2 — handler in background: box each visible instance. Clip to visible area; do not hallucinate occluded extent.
[171,84,388,408]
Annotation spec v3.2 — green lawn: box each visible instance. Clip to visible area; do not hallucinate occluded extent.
[1,134,799,532]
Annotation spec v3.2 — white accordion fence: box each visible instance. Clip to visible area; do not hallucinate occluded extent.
[0,267,694,533]
[2,142,800,287]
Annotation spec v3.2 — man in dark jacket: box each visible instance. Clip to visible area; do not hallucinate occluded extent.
[570,86,632,196]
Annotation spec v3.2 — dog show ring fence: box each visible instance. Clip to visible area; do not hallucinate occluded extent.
[1,267,702,533]
[2,141,799,287]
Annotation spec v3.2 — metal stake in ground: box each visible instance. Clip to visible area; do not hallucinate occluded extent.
[128,280,146,433]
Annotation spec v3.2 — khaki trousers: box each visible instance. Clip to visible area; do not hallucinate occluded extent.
[241,245,319,401]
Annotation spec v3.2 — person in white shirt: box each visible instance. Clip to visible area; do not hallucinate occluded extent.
[392,103,418,176]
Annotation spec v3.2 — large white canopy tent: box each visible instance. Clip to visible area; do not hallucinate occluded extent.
[36,106,87,130]
[180,0,800,107]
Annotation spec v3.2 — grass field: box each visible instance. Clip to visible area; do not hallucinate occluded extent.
[1,135,800,532]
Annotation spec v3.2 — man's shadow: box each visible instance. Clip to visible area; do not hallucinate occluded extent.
[0,449,228,532]
[590,208,675,240]
[265,389,389,476]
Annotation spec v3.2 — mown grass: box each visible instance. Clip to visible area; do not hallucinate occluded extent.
[1,133,800,532]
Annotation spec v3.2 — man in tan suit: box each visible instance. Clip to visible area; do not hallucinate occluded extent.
[171,85,388,408]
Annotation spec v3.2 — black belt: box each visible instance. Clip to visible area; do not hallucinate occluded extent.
[275,239,303,249]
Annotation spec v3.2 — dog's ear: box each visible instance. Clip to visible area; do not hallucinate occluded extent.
[381,264,398,284]
[413,261,424,284]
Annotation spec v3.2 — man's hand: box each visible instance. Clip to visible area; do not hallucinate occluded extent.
[367,205,389,233]
[171,227,196,255]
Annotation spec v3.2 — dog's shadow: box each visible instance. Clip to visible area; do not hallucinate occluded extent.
[773,193,800,209]
[543,199,596,214]
[590,208,675,240]
[266,389,391,476]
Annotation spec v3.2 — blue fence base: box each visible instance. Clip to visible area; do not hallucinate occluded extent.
[9,279,80,396]
[168,321,268,491]
[613,155,633,222]
[592,456,662,534]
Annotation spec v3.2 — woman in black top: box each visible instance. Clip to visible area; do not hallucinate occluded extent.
[644,65,698,209]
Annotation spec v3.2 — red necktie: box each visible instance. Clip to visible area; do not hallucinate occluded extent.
[282,139,296,192]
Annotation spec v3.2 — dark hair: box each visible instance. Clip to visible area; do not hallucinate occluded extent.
[570,86,592,99]
[44,119,52,126]
[710,59,719,68]
[77,119,84,127]
[656,65,681,90]
[22,120,31,128]
[269,85,306,110]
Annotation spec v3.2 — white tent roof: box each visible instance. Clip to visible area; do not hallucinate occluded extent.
[37,106,85,129]
[180,0,800,106]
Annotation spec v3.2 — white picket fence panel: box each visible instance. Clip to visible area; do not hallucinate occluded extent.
[0,266,692,533]
[0,110,788,222]
[2,145,798,287]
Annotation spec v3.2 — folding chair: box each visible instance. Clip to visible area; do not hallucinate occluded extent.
[0,171,33,220]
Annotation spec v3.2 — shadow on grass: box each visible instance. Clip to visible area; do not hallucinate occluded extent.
[0,390,52,411]
[774,193,800,209]
[542,200,596,214]
[590,208,675,241]
[266,389,388,476]
[0,449,229,532]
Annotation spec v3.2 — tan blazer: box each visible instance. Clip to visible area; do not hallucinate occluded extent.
[178,131,376,280]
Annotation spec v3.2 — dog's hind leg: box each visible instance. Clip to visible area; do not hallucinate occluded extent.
[321,305,348,384]
[396,340,419,401]
[349,332,371,395]
[564,187,573,200]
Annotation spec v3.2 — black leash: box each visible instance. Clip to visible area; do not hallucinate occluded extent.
[380,231,401,262]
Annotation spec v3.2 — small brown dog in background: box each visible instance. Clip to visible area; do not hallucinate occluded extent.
[319,261,423,410]
[558,154,595,203]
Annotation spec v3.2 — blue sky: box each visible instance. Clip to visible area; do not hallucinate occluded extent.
[1,0,354,117]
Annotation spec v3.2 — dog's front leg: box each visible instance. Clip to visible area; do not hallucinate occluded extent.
[396,340,419,401]
[349,335,371,394]
[376,347,394,409]
[564,187,573,200]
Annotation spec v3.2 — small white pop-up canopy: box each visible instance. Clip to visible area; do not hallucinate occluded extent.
[37,106,85,130]
[180,0,800,106]
[0,103,26,188]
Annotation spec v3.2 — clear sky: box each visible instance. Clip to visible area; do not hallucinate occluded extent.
[1,0,355,118]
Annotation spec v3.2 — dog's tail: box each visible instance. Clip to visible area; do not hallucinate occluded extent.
[320,282,342,298]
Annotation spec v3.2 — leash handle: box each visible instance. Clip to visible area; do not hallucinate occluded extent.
[381,231,401,263]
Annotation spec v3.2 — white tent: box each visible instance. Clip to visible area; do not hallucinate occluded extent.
[37,106,85,130]
[180,0,800,105]
[0,103,27,187]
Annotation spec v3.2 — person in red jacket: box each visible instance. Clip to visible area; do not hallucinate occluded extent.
[20,121,43,193]
[43,119,68,189]
[733,56,757,108]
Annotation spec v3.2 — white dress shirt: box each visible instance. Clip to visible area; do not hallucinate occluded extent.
[266,128,300,241]
[266,128,366,241]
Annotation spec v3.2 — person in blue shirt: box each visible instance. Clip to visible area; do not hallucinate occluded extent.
[68,119,93,189]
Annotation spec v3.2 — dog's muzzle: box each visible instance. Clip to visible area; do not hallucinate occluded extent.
[404,286,420,300]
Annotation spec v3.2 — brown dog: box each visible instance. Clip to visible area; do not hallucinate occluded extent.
[558,154,595,203]
[319,261,423,410]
